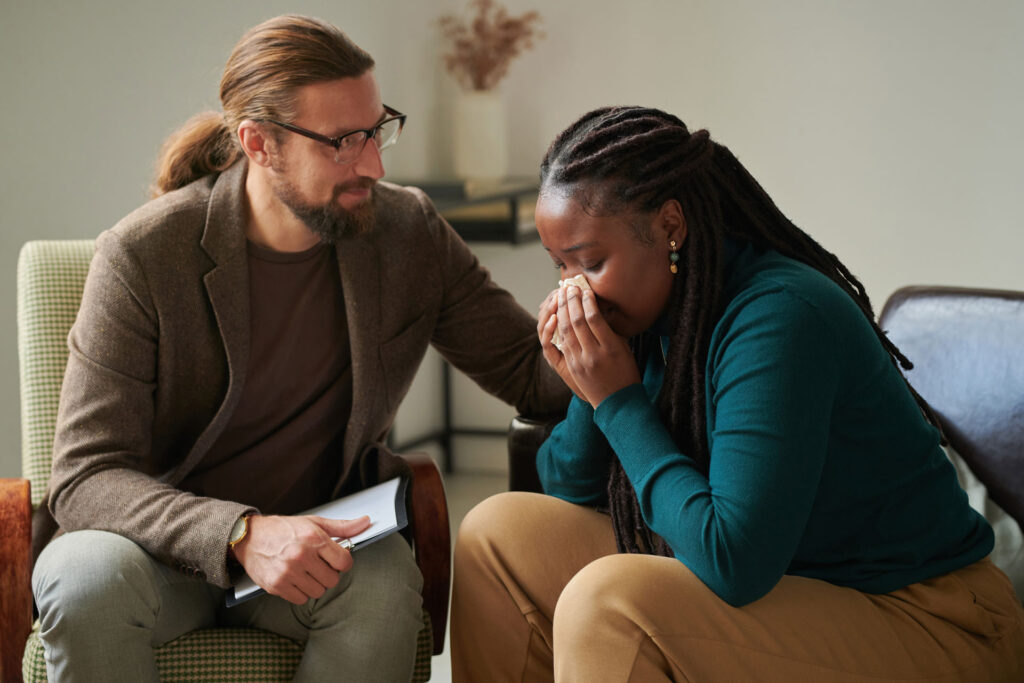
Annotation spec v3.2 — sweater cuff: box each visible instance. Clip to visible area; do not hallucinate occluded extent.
[567,394,596,420]
[594,383,652,428]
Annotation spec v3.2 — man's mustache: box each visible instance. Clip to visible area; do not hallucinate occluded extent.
[333,178,377,198]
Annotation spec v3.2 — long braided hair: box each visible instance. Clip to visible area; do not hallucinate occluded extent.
[539,106,942,557]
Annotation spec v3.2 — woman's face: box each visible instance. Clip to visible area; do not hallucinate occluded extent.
[536,191,686,338]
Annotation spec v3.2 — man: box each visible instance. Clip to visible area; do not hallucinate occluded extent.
[30,14,568,682]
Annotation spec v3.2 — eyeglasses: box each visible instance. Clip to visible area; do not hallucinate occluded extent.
[264,105,406,164]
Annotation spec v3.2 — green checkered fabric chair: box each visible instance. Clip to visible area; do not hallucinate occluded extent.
[4,240,448,682]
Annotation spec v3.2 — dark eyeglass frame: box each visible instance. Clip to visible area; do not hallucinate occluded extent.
[264,104,406,161]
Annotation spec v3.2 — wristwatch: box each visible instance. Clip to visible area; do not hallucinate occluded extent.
[228,514,251,549]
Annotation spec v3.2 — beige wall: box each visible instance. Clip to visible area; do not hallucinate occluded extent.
[2,1,1022,478]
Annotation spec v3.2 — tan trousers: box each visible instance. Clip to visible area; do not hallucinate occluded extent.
[451,492,1024,682]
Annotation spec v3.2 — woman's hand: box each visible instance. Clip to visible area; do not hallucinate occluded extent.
[554,285,641,407]
[538,288,584,399]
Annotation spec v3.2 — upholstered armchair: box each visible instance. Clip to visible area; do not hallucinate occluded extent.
[0,240,451,682]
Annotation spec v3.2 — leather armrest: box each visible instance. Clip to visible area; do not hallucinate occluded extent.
[508,414,563,493]
[0,478,32,683]
[399,453,450,656]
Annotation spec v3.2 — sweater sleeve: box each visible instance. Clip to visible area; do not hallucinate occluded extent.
[537,395,613,505]
[593,290,841,606]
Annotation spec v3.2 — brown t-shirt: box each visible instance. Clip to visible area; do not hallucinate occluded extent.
[180,240,352,514]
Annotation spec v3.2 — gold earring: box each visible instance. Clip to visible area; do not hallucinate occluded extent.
[669,240,680,274]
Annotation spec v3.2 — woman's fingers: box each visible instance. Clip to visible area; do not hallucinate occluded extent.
[541,313,585,398]
[541,314,565,361]
[556,287,580,357]
[538,303,553,341]
[538,289,558,322]
[540,315,560,359]
[538,289,560,344]
[580,288,616,345]
[555,285,641,407]
[562,285,598,351]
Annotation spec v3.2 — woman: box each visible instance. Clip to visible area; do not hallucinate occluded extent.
[451,106,1024,682]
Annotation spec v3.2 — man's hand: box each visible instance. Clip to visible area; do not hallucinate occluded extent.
[231,514,372,605]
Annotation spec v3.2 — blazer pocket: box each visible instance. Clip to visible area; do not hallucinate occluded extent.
[379,313,432,412]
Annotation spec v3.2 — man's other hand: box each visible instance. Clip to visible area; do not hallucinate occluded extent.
[232,514,372,605]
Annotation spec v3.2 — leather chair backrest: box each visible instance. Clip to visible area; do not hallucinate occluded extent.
[879,286,1024,528]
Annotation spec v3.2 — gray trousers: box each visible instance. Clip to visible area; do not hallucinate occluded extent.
[32,530,424,682]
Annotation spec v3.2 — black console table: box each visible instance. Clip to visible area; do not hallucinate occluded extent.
[403,178,541,244]
[389,179,541,472]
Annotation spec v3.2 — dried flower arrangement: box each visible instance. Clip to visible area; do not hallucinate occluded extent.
[438,0,544,91]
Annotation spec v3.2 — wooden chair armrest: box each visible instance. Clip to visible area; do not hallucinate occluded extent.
[399,453,450,656]
[0,478,32,683]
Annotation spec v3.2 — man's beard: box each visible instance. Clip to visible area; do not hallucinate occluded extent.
[272,175,377,244]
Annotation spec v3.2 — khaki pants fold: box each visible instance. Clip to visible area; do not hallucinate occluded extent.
[452,492,1024,682]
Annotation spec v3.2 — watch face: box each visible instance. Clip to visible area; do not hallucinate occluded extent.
[230,516,247,544]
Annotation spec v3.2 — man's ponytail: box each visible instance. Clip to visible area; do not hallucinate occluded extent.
[151,111,240,197]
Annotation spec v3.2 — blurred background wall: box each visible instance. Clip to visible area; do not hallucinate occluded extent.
[2,0,1022,478]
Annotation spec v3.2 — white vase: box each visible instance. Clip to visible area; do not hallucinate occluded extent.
[452,90,509,181]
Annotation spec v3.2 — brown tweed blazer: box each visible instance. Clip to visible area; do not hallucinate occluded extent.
[37,161,568,588]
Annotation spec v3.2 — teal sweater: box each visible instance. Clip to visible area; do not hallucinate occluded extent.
[538,241,993,607]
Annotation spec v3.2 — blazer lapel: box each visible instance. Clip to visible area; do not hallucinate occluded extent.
[334,236,385,486]
[173,163,252,479]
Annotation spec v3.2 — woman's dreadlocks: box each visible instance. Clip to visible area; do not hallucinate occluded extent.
[539,106,942,556]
